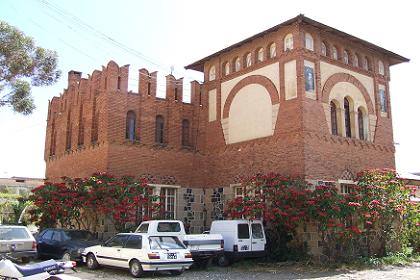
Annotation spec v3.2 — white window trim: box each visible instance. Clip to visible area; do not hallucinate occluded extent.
[148,184,180,219]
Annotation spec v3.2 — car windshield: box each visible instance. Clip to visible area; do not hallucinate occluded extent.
[0,228,30,240]
[149,236,185,250]
[62,231,94,241]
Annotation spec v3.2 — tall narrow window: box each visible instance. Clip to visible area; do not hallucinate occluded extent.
[223,62,230,76]
[182,119,190,146]
[77,103,84,146]
[117,76,121,90]
[155,115,164,144]
[174,88,178,101]
[305,33,314,51]
[378,60,385,75]
[353,54,360,67]
[245,52,252,67]
[50,117,56,156]
[209,65,216,81]
[330,101,338,136]
[126,111,136,142]
[91,97,98,143]
[321,42,327,56]
[363,57,369,70]
[284,33,293,51]
[343,50,349,64]
[65,110,72,151]
[304,66,315,92]
[379,89,387,112]
[160,188,176,219]
[332,46,338,60]
[269,43,276,58]
[147,82,151,95]
[344,98,352,138]
[257,48,264,62]
[358,108,365,140]
[234,57,241,72]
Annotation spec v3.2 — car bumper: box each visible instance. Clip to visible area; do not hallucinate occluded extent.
[191,250,223,259]
[9,250,38,260]
[141,260,194,271]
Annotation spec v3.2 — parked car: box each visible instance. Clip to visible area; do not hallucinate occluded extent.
[37,228,100,261]
[210,219,266,266]
[0,225,37,263]
[82,233,193,277]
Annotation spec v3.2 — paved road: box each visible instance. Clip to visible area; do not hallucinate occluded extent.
[65,262,420,280]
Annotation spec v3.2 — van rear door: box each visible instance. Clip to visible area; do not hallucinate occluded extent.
[236,223,251,254]
[250,222,265,252]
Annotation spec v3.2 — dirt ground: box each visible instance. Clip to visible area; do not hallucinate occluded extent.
[66,262,420,280]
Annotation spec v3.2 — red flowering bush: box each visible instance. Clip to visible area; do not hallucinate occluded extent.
[29,173,160,231]
[225,169,416,260]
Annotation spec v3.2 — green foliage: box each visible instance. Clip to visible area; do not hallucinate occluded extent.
[0,21,61,115]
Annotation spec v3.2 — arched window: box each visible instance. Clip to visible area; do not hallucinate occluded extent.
[379,89,387,112]
[330,101,338,136]
[343,50,349,64]
[245,52,252,67]
[344,98,352,138]
[155,115,164,144]
[223,61,230,76]
[284,33,294,51]
[353,53,360,67]
[305,33,314,51]
[209,65,216,81]
[362,57,369,70]
[234,57,241,72]
[378,60,385,75]
[257,48,264,62]
[126,111,136,142]
[182,119,190,146]
[332,46,338,60]
[321,42,327,56]
[358,108,365,141]
[269,43,276,58]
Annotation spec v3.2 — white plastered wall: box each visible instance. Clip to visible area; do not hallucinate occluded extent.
[285,60,297,100]
[222,84,276,144]
[208,89,217,122]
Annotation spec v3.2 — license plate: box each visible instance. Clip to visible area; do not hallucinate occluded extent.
[167,253,177,259]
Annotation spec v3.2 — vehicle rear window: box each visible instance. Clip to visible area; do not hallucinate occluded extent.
[0,228,30,240]
[149,236,185,250]
[237,224,250,239]
[63,230,94,241]
[251,223,264,239]
[157,222,181,232]
[125,235,142,249]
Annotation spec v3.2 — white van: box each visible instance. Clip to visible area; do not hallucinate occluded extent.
[209,220,266,265]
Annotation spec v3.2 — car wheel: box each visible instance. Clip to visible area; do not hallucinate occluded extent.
[129,259,143,278]
[86,253,99,270]
[170,269,184,276]
[216,254,230,267]
[62,251,71,261]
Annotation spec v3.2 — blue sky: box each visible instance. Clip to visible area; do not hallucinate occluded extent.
[0,0,418,178]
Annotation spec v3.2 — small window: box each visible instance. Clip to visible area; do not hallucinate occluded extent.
[238,224,250,239]
[223,62,230,76]
[353,54,359,67]
[379,89,387,112]
[330,101,338,136]
[126,111,136,142]
[155,115,164,144]
[343,50,349,64]
[363,57,369,70]
[245,52,252,67]
[209,65,216,81]
[125,235,142,249]
[332,46,338,60]
[358,108,365,141]
[378,60,385,75]
[284,33,294,51]
[137,223,149,233]
[235,186,244,198]
[52,231,61,242]
[117,76,121,90]
[340,184,355,194]
[40,230,54,241]
[157,222,181,232]
[269,43,276,58]
[321,42,327,56]
[257,48,264,62]
[305,33,314,51]
[105,235,128,247]
[251,223,264,239]
[344,98,352,138]
[234,57,241,72]
[304,66,315,92]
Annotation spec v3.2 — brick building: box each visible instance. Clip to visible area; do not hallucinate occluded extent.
[44,15,408,237]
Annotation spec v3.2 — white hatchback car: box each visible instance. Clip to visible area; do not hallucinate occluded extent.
[82,233,193,277]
